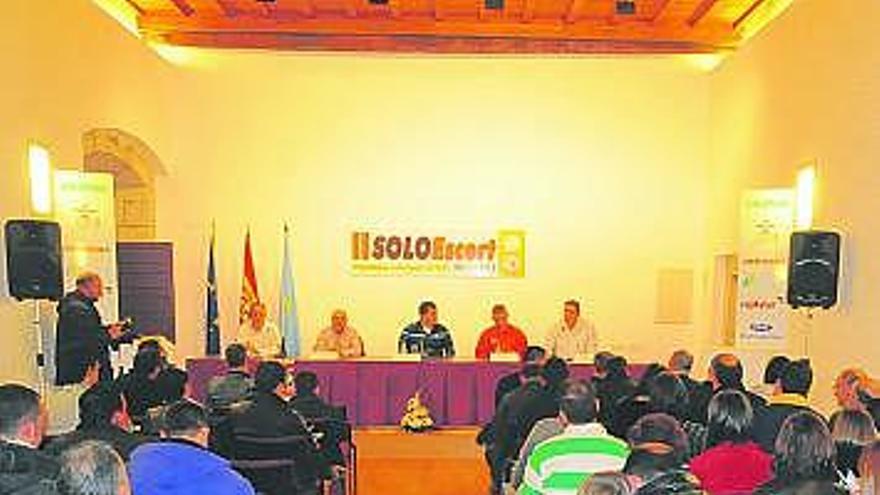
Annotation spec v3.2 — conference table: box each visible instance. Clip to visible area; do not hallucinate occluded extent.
[187,357,648,427]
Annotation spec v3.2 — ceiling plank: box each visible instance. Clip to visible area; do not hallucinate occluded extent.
[650,0,673,23]
[733,0,767,28]
[215,0,239,17]
[169,0,196,16]
[686,0,718,26]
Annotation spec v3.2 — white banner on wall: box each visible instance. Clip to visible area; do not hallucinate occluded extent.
[736,189,794,347]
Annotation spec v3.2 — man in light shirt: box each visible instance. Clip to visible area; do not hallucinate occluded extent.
[545,300,598,361]
[314,309,365,358]
[237,302,282,358]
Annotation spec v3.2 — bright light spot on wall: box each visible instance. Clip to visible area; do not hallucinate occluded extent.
[28,143,53,215]
[796,163,816,230]
[148,42,216,69]
[92,0,141,38]
[680,53,727,73]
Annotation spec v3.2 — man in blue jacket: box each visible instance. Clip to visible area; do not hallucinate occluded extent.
[129,399,255,495]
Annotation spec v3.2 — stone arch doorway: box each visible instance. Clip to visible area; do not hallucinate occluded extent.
[82,128,165,240]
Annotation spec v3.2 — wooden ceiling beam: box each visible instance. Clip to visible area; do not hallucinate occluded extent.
[686,0,717,26]
[169,0,196,16]
[733,0,767,29]
[650,0,673,23]
[215,0,239,17]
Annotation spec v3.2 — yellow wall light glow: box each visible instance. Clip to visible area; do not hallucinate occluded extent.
[28,143,53,215]
[795,163,816,230]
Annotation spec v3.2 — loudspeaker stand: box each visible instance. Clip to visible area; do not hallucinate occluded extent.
[31,299,47,397]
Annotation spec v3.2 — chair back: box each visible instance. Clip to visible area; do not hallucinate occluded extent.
[230,429,317,495]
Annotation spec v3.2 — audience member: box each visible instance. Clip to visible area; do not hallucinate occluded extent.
[829,408,877,479]
[623,413,702,494]
[689,390,773,494]
[57,440,130,495]
[693,353,766,425]
[596,356,637,430]
[129,400,255,495]
[834,368,880,430]
[43,381,146,461]
[0,384,59,495]
[495,346,547,408]
[475,304,529,360]
[592,352,616,385]
[667,350,703,423]
[207,343,254,414]
[290,371,348,466]
[761,355,792,397]
[519,380,629,495]
[858,440,880,495]
[754,411,846,495]
[753,359,819,452]
[118,348,177,427]
[136,339,188,403]
[578,473,634,495]
[490,358,568,492]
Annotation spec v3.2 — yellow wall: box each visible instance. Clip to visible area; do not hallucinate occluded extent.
[156,53,714,364]
[0,0,171,384]
[709,0,880,411]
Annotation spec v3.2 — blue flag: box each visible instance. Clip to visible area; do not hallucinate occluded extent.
[205,226,221,356]
[280,225,301,357]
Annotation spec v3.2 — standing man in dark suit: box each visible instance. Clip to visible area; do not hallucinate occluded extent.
[55,272,127,385]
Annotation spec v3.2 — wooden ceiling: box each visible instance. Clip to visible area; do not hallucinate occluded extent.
[127,0,787,54]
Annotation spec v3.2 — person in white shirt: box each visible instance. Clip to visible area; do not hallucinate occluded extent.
[237,302,282,358]
[544,300,598,361]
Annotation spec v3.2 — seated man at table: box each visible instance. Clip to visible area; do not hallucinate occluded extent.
[545,299,598,361]
[237,302,282,359]
[398,301,455,358]
[313,309,365,358]
[475,304,528,360]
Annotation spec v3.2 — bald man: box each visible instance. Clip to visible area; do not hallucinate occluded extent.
[314,310,364,358]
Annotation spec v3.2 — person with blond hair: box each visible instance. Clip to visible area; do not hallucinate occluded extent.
[829,409,877,479]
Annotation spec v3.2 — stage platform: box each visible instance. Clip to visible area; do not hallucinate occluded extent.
[354,427,489,495]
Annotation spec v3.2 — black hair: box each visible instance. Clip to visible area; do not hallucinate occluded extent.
[564,300,581,314]
[606,356,630,380]
[225,343,247,368]
[559,380,598,424]
[161,400,208,437]
[763,355,792,385]
[254,361,288,394]
[541,357,570,388]
[773,411,836,482]
[647,372,688,419]
[711,353,744,390]
[594,352,615,374]
[78,382,124,428]
[294,371,319,396]
[418,301,437,315]
[627,413,689,468]
[132,348,162,379]
[0,384,40,438]
[780,359,813,397]
[705,390,753,448]
[523,346,547,364]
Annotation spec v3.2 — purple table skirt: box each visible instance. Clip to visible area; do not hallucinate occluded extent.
[187,358,647,426]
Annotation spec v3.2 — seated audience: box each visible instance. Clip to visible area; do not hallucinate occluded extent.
[760,355,791,398]
[43,381,146,461]
[858,440,880,495]
[667,350,704,423]
[578,473,634,495]
[753,359,819,452]
[622,413,703,494]
[313,309,365,358]
[596,355,637,429]
[689,390,773,494]
[129,400,255,495]
[289,371,348,466]
[692,353,766,426]
[475,304,528,360]
[119,348,183,427]
[495,346,547,408]
[519,380,629,495]
[207,343,254,414]
[828,408,877,479]
[490,358,569,493]
[230,362,323,487]
[57,440,130,495]
[137,338,189,402]
[754,411,846,495]
[591,351,616,387]
[0,384,59,495]
[834,368,880,430]
[398,301,455,358]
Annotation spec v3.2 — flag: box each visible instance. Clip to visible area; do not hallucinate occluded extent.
[240,229,260,324]
[205,224,220,356]
[280,224,301,358]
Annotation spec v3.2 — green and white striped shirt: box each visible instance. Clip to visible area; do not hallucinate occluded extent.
[518,423,629,495]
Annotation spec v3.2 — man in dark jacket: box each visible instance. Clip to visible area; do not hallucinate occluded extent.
[290,371,348,467]
[207,344,253,415]
[494,346,547,407]
[692,353,767,425]
[55,273,127,385]
[0,384,59,495]
[129,400,254,495]
[397,301,455,358]
[43,381,147,461]
[753,359,819,452]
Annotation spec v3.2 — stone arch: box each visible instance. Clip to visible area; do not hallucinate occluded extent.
[82,128,165,240]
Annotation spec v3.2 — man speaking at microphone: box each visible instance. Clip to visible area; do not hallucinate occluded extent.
[55,272,130,385]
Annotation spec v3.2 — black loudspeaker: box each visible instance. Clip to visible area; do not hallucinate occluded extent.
[787,231,841,309]
[4,219,64,301]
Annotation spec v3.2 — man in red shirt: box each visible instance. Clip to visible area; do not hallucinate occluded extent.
[475,304,528,360]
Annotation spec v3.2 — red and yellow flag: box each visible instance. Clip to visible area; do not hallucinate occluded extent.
[239,230,260,324]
